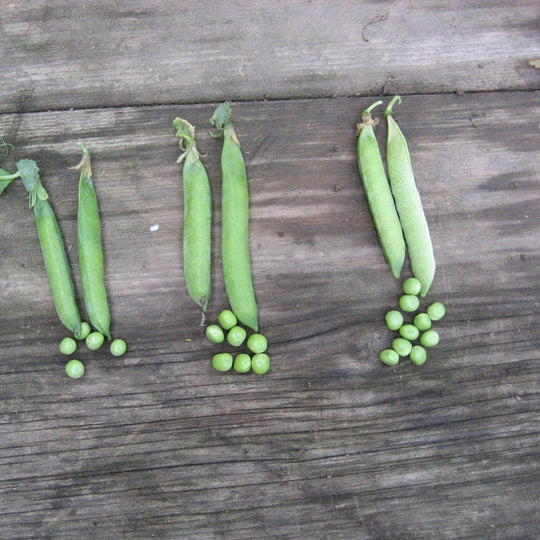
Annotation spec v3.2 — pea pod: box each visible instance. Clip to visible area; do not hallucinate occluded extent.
[13,159,83,338]
[210,102,258,331]
[356,101,405,278]
[173,118,212,314]
[384,96,435,297]
[75,144,111,337]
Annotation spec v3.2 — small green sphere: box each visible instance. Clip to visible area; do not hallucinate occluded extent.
[86,331,105,351]
[110,339,127,357]
[251,353,270,374]
[247,333,268,354]
[218,309,237,330]
[420,329,440,348]
[427,302,446,321]
[392,337,413,357]
[77,322,91,340]
[413,313,432,331]
[65,359,85,379]
[233,353,252,373]
[227,326,247,347]
[402,277,422,296]
[385,310,404,331]
[59,337,77,355]
[399,294,420,313]
[206,324,225,344]
[379,349,399,366]
[399,324,420,341]
[410,345,427,366]
[212,353,233,372]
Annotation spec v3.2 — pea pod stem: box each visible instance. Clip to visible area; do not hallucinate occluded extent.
[173,117,212,316]
[356,100,405,279]
[75,144,111,337]
[384,96,435,297]
[0,169,21,195]
[15,159,83,338]
[210,102,259,331]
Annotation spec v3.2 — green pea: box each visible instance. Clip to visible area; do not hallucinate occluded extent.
[409,345,427,365]
[399,294,420,312]
[247,333,267,354]
[206,324,225,343]
[385,310,404,331]
[76,144,111,338]
[420,329,439,347]
[110,338,127,357]
[173,119,212,313]
[356,101,405,279]
[251,353,270,375]
[379,349,399,366]
[15,159,83,339]
[392,337,412,357]
[385,96,436,297]
[413,313,432,331]
[399,324,419,341]
[218,309,237,330]
[86,331,105,351]
[233,353,251,373]
[227,325,247,347]
[59,337,77,355]
[65,359,85,379]
[78,322,91,340]
[210,103,258,331]
[402,277,421,295]
[427,301,446,321]
[212,352,233,372]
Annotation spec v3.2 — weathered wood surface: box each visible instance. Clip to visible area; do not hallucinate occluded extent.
[1,91,539,539]
[0,0,538,113]
[1,0,540,538]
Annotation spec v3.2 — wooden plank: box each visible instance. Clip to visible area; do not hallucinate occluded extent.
[0,91,539,538]
[1,0,539,114]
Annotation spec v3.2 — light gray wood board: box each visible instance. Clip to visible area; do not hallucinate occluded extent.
[0,0,539,114]
[0,92,539,539]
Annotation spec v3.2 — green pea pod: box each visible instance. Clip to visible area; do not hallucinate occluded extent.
[75,144,111,338]
[173,118,212,313]
[385,96,435,297]
[16,159,83,338]
[210,102,258,331]
[356,101,405,279]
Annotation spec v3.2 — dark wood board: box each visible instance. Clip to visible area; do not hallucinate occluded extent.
[0,91,538,539]
[1,0,539,114]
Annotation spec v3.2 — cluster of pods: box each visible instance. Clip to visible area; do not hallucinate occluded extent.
[356,96,445,366]
[173,102,269,375]
[0,146,126,378]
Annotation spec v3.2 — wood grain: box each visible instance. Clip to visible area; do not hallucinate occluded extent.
[0,0,539,114]
[1,91,538,538]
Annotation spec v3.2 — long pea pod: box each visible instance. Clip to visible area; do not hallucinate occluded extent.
[210,102,258,331]
[173,118,212,315]
[356,101,405,279]
[75,144,111,338]
[384,96,435,297]
[11,159,83,338]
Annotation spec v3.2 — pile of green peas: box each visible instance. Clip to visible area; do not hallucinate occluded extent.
[60,323,128,378]
[205,309,270,375]
[380,277,445,367]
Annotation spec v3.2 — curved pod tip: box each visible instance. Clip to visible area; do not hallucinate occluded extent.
[384,95,402,117]
[361,100,383,117]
